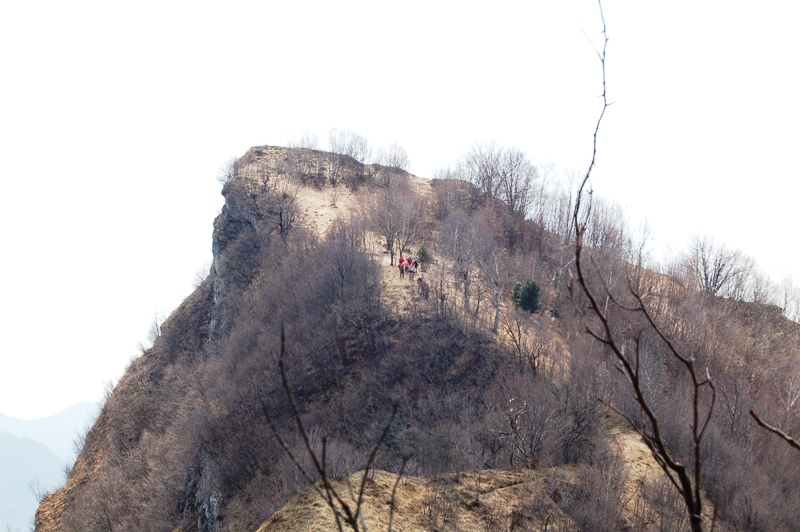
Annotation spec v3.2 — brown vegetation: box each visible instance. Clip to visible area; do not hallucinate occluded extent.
[35,144,800,532]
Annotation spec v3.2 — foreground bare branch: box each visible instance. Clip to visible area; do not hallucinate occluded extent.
[571,3,712,531]
[750,410,800,453]
[262,324,400,531]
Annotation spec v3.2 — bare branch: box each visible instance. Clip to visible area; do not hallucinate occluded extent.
[750,410,800,453]
[571,3,710,530]
[261,323,403,531]
[387,458,408,532]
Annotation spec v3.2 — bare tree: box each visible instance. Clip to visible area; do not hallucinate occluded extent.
[683,235,753,298]
[496,148,537,250]
[287,130,320,149]
[368,177,425,266]
[539,171,581,306]
[328,128,372,163]
[503,310,549,376]
[375,143,410,172]
[633,219,653,270]
[216,156,240,186]
[372,144,410,189]
[288,148,326,188]
[136,311,166,354]
[541,170,579,241]
[715,361,755,436]
[490,392,556,469]
[460,143,536,216]
[472,213,509,333]
[395,191,427,264]
[325,128,373,187]
[368,193,402,267]
[259,174,300,242]
[460,142,502,203]
[325,216,373,298]
[439,210,479,313]
[745,267,775,305]
[583,198,632,313]
[777,276,800,321]
[27,477,52,504]
[495,147,537,219]
[571,3,714,531]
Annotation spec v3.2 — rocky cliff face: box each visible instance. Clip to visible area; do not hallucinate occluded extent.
[36,147,294,531]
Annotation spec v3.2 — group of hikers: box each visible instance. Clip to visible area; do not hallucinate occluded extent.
[398,255,418,279]
[398,255,430,299]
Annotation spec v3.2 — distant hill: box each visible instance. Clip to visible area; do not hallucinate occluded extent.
[0,431,65,532]
[0,402,97,462]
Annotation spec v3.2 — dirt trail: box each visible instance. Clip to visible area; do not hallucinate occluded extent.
[294,177,434,313]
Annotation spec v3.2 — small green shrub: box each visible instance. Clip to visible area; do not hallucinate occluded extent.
[417,244,433,271]
[512,280,541,313]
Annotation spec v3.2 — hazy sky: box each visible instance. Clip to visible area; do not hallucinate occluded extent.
[1,1,798,419]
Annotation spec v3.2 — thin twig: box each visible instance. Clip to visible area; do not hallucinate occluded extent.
[355,401,399,526]
[387,458,408,532]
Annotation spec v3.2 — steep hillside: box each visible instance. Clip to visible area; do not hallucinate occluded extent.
[36,146,800,532]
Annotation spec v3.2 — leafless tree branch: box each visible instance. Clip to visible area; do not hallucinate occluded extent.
[750,410,800,453]
[571,3,711,530]
[261,324,401,531]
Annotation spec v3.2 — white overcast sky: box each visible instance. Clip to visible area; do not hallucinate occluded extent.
[1,1,798,419]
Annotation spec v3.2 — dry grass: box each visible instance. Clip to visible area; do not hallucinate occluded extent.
[254,423,696,532]
[282,168,435,318]
[256,468,562,532]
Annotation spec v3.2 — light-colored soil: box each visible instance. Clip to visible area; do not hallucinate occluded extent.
[612,428,663,488]
[292,175,435,314]
[295,185,359,237]
[293,174,434,238]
